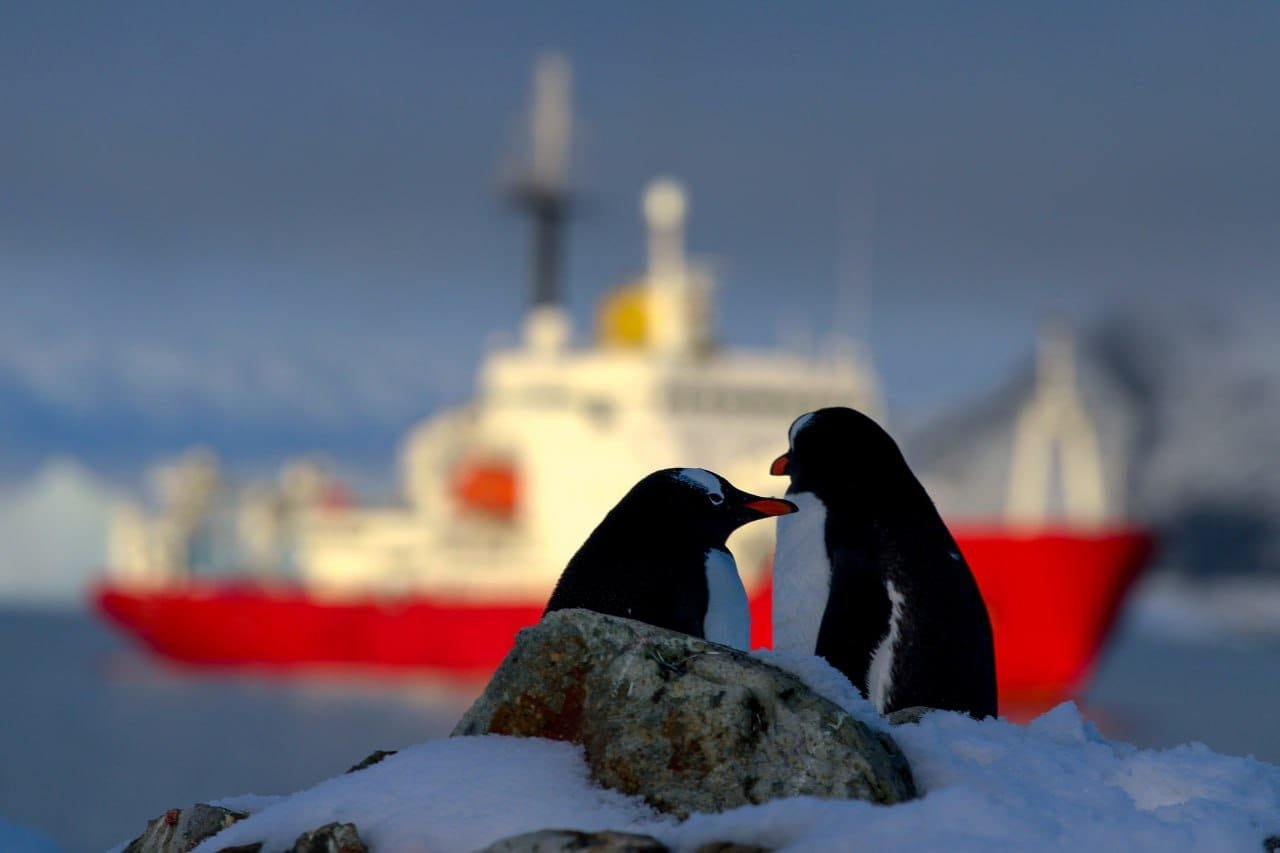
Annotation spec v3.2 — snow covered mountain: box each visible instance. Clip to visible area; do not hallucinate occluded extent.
[0,458,118,605]
[909,305,1280,578]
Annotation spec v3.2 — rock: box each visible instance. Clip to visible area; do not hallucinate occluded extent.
[453,609,916,818]
[123,805,366,853]
[289,822,367,852]
[216,822,366,853]
[478,833,773,853]
[479,828,669,852]
[885,706,936,726]
[123,803,248,853]
[345,750,397,773]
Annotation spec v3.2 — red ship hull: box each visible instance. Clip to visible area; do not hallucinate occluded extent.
[94,525,1153,703]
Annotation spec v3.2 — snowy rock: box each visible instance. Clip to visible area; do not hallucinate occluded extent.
[345,751,397,774]
[477,830,769,853]
[478,828,668,852]
[453,608,917,818]
[193,737,660,853]
[885,706,937,726]
[123,803,248,853]
[179,697,1280,852]
[288,822,367,852]
[123,805,369,853]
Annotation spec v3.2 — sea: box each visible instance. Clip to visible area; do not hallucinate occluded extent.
[2,607,1278,853]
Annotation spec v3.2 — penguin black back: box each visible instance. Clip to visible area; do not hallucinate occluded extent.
[772,407,998,719]
[545,467,795,648]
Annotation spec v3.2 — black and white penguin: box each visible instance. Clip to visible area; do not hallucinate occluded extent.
[770,407,998,718]
[545,468,796,650]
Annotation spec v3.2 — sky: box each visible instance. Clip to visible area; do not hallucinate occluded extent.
[3,1,1278,480]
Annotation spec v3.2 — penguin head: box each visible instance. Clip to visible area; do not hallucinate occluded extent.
[620,468,797,547]
[770,407,910,497]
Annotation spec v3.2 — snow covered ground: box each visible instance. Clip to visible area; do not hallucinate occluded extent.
[191,654,1280,853]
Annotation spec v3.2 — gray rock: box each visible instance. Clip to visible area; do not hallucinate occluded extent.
[885,706,937,726]
[345,750,397,773]
[123,803,248,853]
[289,822,367,852]
[479,828,669,852]
[453,609,916,818]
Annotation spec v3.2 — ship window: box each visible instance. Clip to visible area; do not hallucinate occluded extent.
[582,397,614,427]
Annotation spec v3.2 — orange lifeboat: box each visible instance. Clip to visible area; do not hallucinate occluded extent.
[451,458,519,518]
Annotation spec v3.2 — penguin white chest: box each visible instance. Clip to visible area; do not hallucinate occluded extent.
[771,491,831,655]
[703,548,750,651]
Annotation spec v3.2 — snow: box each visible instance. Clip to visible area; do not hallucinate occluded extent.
[193,737,665,853]
[189,658,1280,853]
[750,648,881,722]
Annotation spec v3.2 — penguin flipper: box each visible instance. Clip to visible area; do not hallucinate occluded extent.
[814,542,891,698]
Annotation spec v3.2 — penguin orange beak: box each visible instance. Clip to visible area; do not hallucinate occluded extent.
[743,498,797,517]
[770,453,791,476]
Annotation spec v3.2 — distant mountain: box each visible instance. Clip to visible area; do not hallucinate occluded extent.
[0,458,117,605]
[0,361,413,489]
[909,306,1280,578]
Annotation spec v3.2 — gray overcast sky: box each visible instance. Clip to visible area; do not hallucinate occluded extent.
[3,2,1278,466]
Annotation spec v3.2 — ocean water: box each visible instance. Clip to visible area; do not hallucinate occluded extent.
[1,608,1278,852]
[0,609,477,852]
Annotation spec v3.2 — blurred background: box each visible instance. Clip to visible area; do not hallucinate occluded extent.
[2,3,1279,850]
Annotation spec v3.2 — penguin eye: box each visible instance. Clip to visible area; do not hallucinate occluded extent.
[708,493,724,506]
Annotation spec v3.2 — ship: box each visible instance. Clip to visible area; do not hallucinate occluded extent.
[94,54,1152,706]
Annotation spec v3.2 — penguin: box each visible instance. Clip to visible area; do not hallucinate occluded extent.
[770,407,998,719]
[545,468,796,650]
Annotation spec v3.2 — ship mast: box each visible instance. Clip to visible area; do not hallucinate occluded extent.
[508,52,574,353]
[642,178,714,359]
[1005,321,1110,526]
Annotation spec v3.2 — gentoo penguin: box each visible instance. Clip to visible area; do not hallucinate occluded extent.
[545,468,796,650]
[770,407,998,718]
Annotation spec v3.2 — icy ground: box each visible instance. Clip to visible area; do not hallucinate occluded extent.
[189,652,1280,853]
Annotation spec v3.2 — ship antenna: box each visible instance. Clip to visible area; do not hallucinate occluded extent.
[835,175,874,348]
[830,174,885,418]
[508,52,573,312]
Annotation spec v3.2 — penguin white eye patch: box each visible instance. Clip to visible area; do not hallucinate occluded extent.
[676,468,724,501]
[788,412,816,447]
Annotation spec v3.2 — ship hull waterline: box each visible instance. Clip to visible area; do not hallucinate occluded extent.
[94,525,1153,704]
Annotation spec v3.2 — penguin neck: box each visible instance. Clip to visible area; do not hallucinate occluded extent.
[834,470,929,516]
[595,509,720,558]
[807,476,946,578]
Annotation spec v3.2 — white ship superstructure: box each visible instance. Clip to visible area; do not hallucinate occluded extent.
[300,177,880,598]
